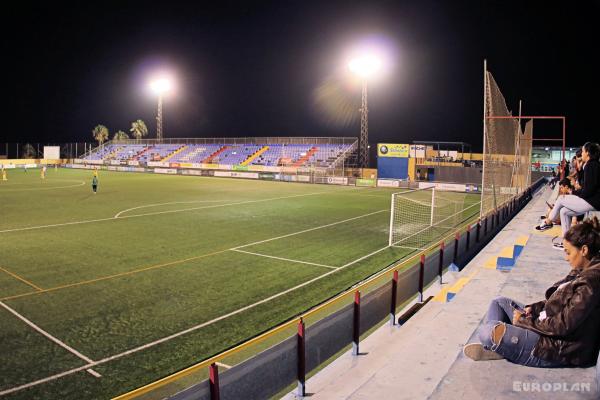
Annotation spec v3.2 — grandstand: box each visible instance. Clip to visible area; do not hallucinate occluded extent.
[81,138,356,169]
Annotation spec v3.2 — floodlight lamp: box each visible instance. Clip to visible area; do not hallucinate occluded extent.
[150,76,173,95]
[348,55,382,78]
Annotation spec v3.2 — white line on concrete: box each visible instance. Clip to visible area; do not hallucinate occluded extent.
[231,249,338,270]
[0,301,101,379]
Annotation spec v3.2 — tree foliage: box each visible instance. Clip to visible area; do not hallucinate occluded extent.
[92,125,109,145]
[130,119,148,140]
[113,130,129,140]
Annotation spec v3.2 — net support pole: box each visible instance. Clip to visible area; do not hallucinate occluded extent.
[480,59,488,218]
[352,291,361,356]
[388,193,396,246]
[297,318,306,397]
[390,270,398,325]
[430,187,436,226]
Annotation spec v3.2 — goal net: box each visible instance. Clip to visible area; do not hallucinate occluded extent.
[388,187,477,250]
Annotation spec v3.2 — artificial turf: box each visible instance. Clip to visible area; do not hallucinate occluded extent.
[0,168,479,399]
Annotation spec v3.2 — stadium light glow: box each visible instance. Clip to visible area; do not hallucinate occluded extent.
[149,76,174,96]
[147,73,176,141]
[348,55,382,78]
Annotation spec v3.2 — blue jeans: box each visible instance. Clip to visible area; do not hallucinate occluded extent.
[478,296,565,367]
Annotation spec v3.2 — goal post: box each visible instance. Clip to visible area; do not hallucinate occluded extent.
[388,187,476,249]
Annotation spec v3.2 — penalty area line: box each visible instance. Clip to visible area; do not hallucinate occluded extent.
[0,301,101,379]
[231,249,338,270]
[0,242,394,395]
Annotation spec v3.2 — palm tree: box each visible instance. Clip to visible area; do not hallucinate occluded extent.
[92,125,109,146]
[113,130,129,140]
[130,119,148,140]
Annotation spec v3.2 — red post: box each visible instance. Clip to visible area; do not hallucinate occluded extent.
[352,291,360,355]
[418,254,425,302]
[297,318,306,396]
[390,270,398,325]
[209,363,220,400]
[438,242,444,284]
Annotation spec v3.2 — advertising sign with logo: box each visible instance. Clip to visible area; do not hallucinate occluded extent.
[356,179,376,187]
[409,145,426,158]
[326,177,348,185]
[154,168,177,174]
[377,179,400,188]
[377,144,409,158]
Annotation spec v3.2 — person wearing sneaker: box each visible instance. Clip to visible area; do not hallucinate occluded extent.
[464,218,600,367]
[538,142,600,245]
[539,178,573,224]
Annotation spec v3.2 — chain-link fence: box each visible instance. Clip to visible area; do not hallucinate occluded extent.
[0,143,93,159]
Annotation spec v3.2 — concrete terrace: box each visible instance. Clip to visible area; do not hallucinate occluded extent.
[283,184,599,400]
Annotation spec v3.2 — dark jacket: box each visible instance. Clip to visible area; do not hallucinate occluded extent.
[573,159,600,210]
[516,258,600,367]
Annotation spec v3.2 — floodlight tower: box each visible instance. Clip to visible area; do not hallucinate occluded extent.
[149,76,173,142]
[349,55,381,168]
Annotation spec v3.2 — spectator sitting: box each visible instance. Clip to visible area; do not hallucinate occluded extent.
[537,142,600,249]
[549,168,558,189]
[464,217,600,367]
[541,178,573,224]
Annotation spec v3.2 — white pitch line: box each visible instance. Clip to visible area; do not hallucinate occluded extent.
[0,181,85,192]
[0,242,395,395]
[114,199,234,218]
[231,249,338,270]
[0,189,347,234]
[0,301,101,378]
[232,209,387,250]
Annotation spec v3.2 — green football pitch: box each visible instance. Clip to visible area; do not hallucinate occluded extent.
[0,168,479,399]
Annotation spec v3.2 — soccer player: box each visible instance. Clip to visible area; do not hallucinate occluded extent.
[92,174,98,194]
[1,167,6,181]
[41,165,47,180]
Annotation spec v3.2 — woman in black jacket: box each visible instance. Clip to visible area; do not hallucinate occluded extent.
[537,142,600,249]
[464,217,600,367]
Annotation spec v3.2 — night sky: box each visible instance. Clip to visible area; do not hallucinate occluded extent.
[3,1,598,155]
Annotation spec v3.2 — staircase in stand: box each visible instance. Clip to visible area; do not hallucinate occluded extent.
[161,145,188,162]
[241,146,269,166]
[133,146,152,161]
[203,146,230,164]
[104,146,124,160]
[292,147,318,167]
